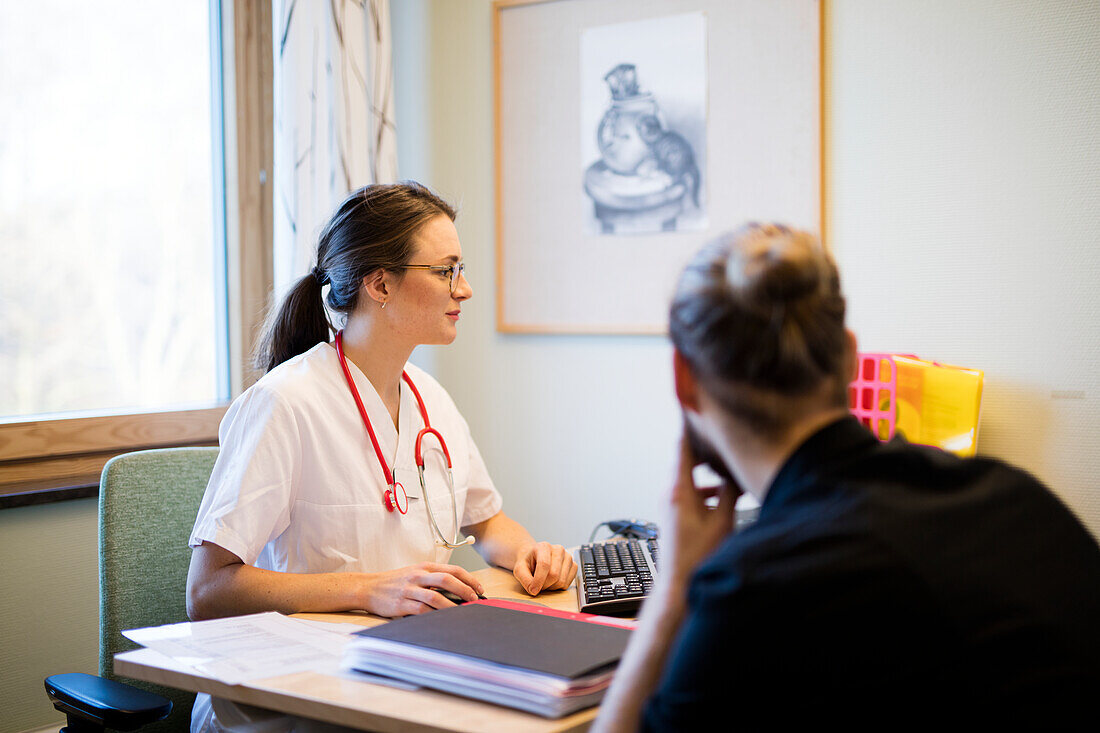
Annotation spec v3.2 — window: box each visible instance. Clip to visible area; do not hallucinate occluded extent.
[1,1,227,418]
[0,0,274,504]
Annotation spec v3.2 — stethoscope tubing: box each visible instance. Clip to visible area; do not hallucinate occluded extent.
[334,330,471,548]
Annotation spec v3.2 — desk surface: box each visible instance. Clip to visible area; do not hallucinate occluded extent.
[114,567,598,733]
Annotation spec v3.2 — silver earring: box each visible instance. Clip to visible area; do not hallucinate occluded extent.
[380,301,387,310]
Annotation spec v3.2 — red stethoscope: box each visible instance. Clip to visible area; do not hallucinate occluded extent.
[334,330,474,548]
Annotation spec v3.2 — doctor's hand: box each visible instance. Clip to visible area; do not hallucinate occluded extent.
[513,542,578,596]
[360,562,484,617]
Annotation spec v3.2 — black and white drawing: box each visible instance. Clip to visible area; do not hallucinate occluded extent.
[581,13,707,235]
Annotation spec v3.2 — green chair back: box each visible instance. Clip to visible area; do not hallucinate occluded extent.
[99,446,218,733]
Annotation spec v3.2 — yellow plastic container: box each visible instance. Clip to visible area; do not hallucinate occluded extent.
[849,353,984,457]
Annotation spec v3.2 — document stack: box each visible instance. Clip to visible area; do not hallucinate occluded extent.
[343,600,633,718]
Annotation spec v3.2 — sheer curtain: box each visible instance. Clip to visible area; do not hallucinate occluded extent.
[273,0,398,298]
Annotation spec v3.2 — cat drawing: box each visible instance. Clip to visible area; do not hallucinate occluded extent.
[637,115,700,208]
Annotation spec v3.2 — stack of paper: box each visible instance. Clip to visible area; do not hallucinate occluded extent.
[122,612,366,684]
[343,600,634,718]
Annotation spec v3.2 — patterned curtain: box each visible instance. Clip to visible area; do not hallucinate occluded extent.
[272,0,398,297]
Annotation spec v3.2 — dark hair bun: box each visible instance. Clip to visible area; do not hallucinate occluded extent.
[726,223,833,309]
[670,223,848,418]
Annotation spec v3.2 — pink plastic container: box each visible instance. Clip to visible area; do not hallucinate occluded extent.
[847,353,911,442]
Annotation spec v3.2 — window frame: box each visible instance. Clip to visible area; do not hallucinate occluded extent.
[0,0,274,508]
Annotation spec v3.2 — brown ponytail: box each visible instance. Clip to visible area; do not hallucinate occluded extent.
[254,181,456,372]
[669,223,848,432]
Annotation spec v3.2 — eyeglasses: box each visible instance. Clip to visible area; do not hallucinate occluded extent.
[398,262,466,293]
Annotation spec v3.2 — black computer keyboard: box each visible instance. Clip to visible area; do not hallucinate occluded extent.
[574,538,659,616]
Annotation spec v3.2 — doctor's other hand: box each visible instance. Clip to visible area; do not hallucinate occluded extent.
[360,562,484,617]
[513,542,578,596]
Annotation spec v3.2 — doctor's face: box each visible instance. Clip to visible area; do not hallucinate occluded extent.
[391,214,472,346]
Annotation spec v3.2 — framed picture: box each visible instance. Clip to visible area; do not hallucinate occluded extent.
[494,0,823,333]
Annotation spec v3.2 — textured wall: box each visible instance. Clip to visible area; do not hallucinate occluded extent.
[392,0,680,560]
[0,499,98,733]
[828,0,1100,534]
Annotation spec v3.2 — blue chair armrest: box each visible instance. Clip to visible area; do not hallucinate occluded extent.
[44,673,172,731]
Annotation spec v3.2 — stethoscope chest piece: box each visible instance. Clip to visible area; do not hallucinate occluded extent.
[384,482,409,514]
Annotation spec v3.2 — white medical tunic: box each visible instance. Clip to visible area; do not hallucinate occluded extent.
[190,341,502,571]
[188,342,502,733]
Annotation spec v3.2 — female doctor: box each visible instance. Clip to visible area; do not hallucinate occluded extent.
[186,181,576,626]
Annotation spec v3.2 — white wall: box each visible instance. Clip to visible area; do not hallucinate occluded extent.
[828,0,1100,531]
[391,0,1100,553]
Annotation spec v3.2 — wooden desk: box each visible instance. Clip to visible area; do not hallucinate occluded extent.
[113,567,597,732]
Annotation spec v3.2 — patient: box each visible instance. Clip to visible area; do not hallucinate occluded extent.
[594,224,1100,731]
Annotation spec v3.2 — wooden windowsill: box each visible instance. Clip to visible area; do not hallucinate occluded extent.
[0,405,227,507]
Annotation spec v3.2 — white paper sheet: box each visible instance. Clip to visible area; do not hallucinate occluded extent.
[122,612,367,685]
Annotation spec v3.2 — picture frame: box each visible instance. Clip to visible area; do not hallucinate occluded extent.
[493,0,824,333]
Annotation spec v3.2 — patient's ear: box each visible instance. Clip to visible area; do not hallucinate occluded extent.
[844,328,859,379]
[673,349,701,412]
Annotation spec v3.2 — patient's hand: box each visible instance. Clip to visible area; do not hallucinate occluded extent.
[664,430,740,586]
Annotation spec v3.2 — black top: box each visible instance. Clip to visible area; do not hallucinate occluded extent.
[642,417,1100,730]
